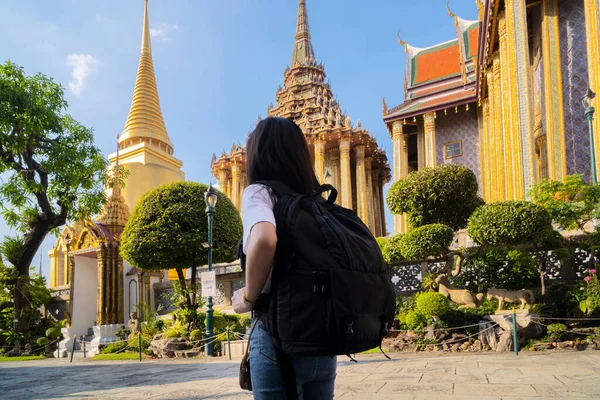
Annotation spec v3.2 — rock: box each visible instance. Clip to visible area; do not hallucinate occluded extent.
[557,341,573,349]
[471,339,483,352]
[150,337,193,359]
[450,343,460,352]
[496,332,513,352]
[424,324,436,341]
[460,342,470,351]
[479,321,499,350]
[153,333,164,341]
[442,343,449,351]
[486,313,539,332]
[533,342,554,351]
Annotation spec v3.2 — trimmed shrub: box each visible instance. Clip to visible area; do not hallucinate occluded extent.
[546,323,568,341]
[387,164,484,230]
[468,201,553,246]
[190,329,202,341]
[399,224,454,260]
[416,292,450,318]
[404,310,427,330]
[127,333,151,350]
[100,341,128,354]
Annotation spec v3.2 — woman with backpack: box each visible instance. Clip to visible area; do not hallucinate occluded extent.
[231,116,395,399]
[232,117,336,399]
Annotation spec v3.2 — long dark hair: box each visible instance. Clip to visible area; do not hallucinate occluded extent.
[246,117,319,194]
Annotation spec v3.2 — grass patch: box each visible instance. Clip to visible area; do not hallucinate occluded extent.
[360,347,388,354]
[92,353,142,361]
[0,355,46,362]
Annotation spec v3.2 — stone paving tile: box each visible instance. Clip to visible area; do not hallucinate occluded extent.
[402,367,455,374]
[334,382,387,394]
[533,383,600,398]
[420,372,488,384]
[336,393,414,400]
[361,373,423,383]
[414,396,501,400]
[377,382,454,395]
[486,373,564,385]
[454,383,538,396]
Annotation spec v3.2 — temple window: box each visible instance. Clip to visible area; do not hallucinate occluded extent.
[444,141,463,159]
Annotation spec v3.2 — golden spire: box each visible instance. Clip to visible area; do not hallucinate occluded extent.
[292,0,315,66]
[119,0,173,150]
[98,133,130,235]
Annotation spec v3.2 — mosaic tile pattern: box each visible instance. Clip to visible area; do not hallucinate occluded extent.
[560,0,591,180]
[434,107,480,187]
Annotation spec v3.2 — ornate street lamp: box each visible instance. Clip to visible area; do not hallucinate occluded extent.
[582,88,597,184]
[204,184,218,356]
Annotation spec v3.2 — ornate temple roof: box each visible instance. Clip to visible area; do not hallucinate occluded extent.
[212,0,390,181]
[119,0,173,150]
[97,144,130,237]
[384,3,480,123]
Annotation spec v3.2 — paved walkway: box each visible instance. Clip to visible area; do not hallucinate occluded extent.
[1,351,599,399]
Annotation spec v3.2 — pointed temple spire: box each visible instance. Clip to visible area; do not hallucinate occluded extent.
[291,0,315,66]
[98,133,130,235]
[119,0,173,150]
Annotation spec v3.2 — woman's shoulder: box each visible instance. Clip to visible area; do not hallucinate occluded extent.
[242,183,274,208]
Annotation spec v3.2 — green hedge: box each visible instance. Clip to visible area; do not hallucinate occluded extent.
[386,164,484,230]
[399,224,454,260]
[416,292,450,318]
[468,201,553,246]
[377,235,404,264]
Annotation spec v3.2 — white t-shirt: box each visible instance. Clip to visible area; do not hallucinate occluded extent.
[241,183,276,292]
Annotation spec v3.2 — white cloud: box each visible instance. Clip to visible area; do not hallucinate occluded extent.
[150,23,179,43]
[66,54,98,96]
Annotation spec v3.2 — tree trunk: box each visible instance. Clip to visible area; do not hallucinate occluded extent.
[539,270,546,296]
[13,220,51,334]
[175,267,193,309]
[190,265,197,308]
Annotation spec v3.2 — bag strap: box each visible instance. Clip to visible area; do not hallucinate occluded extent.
[244,317,259,356]
[313,184,337,204]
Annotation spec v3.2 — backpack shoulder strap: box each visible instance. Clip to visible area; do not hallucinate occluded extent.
[255,180,296,197]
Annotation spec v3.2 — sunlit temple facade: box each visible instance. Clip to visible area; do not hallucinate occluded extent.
[384,0,600,234]
[211,0,392,237]
[48,0,183,349]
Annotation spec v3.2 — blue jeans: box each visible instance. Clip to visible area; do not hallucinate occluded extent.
[250,321,337,399]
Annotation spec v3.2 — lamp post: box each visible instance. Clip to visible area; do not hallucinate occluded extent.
[64,233,74,327]
[204,184,218,357]
[583,88,597,184]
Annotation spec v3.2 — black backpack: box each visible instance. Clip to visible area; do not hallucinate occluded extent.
[240,180,395,357]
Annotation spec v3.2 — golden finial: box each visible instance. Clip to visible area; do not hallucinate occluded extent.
[382,97,388,116]
[446,0,456,19]
[396,29,409,54]
[475,0,484,20]
[466,104,470,111]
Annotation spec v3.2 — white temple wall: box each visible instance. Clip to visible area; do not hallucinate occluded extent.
[71,256,98,336]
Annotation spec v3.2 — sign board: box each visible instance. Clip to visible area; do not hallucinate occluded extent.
[201,271,216,298]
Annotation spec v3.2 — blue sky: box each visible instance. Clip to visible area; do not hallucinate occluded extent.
[0,0,478,280]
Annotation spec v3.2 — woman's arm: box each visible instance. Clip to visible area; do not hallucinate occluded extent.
[232,221,277,313]
[244,221,277,303]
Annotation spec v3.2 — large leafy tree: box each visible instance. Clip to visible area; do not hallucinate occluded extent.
[386,164,484,231]
[0,61,107,333]
[121,181,242,312]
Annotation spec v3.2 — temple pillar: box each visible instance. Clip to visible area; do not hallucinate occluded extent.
[144,273,151,311]
[541,0,567,181]
[584,0,600,180]
[96,245,106,325]
[379,181,387,236]
[365,156,375,234]
[392,121,408,234]
[327,148,341,204]
[505,0,533,197]
[218,169,229,199]
[231,162,242,210]
[355,145,367,223]
[314,139,326,183]
[66,249,75,327]
[481,100,492,201]
[417,125,425,171]
[423,112,436,168]
[492,55,506,201]
[499,12,515,200]
[339,137,353,210]
[372,170,382,237]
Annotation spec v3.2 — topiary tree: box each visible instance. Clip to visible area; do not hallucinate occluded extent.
[377,234,404,265]
[404,310,427,330]
[415,292,450,319]
[468,201,558,294]
[386,164,484,230]
[121,181,242,312]
[399,224,454,260]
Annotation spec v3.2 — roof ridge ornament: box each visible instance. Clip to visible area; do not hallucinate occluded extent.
[396,29,409,54]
